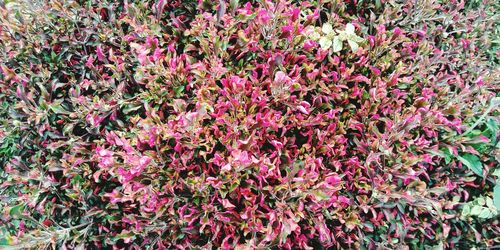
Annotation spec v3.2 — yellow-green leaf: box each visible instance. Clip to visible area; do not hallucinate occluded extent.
[319,37,332,49]
[322,23,334,34]
[332,36,342,52]
[347,39,359,52]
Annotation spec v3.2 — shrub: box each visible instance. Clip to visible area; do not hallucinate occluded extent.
[0,0,498,249]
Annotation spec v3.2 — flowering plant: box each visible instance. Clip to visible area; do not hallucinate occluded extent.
[0,0,498,249]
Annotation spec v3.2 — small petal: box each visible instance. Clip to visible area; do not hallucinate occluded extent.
[297,105,309,115]
[300,101,311,109]
[345,23,355,34]
[319,37,332,49]
[332,36,343,52]
[221,163,231,172]
[310,31,321,40]
[322,23,333,34]
[348,39,359,52]
[303,40,318,50]
[222,199,236,209]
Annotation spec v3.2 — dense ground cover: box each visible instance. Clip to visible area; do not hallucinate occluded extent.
[0,0,499,249]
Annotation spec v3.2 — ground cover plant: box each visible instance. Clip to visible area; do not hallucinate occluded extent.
[0,0,499,249]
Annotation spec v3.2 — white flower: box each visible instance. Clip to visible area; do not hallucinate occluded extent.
[335,23,364,52]
[315,23,364,53]
[321,23,333,34]
[318,23,336,49]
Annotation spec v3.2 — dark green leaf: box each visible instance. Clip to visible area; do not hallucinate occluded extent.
[457,153,483,177]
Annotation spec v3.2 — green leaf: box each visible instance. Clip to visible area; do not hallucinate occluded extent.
[350,34,365,43]
[122,104,142,114]
[466,129,482,137]
[50,103,70,115]
[486,118,499,143]
[494,182,500,211]
[478,208,491,218]
[432,241,443,250]
[444,154,452,164]
[177,233,185,239]
[456,153,483,177]
[313,190,330,201]
[493,169,500,177]
[491,96,500,106]
[0,235,13,245]
[112,232,135,241]
[219,189,228,199]
[470,205,482,215]
[9,204,25,217]
[477,197,485,205]
[174,85,185,97]
[486,197,494,209]
[486,118,499,131]
[229,0,239,12]
[462,204,470,216]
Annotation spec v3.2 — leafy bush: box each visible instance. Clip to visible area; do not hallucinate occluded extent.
[0,0,498,249]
